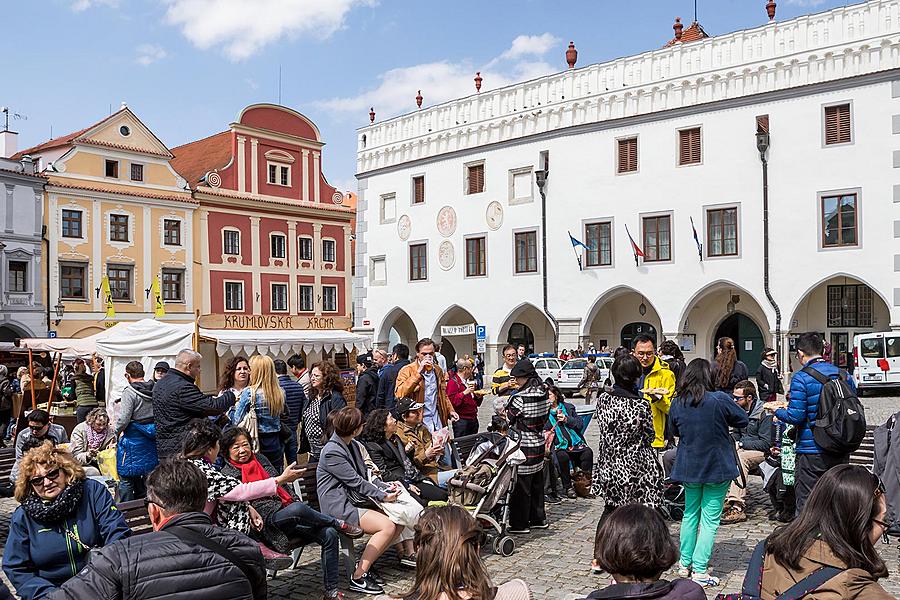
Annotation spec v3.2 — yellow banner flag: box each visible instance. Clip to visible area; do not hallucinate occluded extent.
[151,275,165,318]
[100,275,115,319]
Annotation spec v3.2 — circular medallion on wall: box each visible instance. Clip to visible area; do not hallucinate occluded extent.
[397,214,411,241]
[486,201,503,230]
[206,171,222,188]
[439,240,455,270]
[436,205,457,237]
[332,191,344,204]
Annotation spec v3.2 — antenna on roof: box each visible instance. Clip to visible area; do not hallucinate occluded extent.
[694,0,698,22]
[1,107,28,132]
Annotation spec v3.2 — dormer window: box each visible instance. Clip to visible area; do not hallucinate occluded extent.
[265,149,295,188]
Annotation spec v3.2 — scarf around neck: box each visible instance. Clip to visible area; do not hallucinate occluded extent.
[762,359,778,370]
[230,455,292,507]
[548,403,585,450]
[22,478,85,524]
[86,426,107,450]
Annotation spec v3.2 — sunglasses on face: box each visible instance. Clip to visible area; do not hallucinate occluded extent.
[30,468,62,488]
[29,424,47,433]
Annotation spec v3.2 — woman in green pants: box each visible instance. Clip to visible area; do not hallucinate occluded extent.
[668,358,748,588]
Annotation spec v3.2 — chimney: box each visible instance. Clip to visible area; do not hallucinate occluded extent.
[766,1,776,22]
[673,17,684,41]
[0,130,18,159]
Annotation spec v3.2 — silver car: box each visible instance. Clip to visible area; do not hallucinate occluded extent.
[555,357,613,397]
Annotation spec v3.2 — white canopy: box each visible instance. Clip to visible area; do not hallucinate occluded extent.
[18,325,123,359]
[199,327,370,358]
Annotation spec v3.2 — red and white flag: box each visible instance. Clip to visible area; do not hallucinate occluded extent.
[625,224,644,266]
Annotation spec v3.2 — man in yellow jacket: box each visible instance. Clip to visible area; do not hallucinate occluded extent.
[395,337,458,433]
[632,334,675,450]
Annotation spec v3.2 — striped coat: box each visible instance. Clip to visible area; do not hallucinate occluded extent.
[506,379,550,475]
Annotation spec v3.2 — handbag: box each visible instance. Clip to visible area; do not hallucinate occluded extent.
[277,417,293,444]
[237,398,260,452]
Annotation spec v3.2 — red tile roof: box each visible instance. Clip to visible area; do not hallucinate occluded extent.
[47,179,196,204]
[664,20,709,47]
[170,131,232,188]
[11,109,127,160]
[0,167,47,181]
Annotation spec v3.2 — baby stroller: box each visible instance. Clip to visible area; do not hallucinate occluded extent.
[662,478,685,520]
[448,429,524,557]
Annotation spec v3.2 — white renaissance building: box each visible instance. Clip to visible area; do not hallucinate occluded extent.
[354,0,900,376]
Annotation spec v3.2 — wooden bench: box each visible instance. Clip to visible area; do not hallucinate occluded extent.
[116,499,154,535]
[0,447,16,483]
[450,433,485,466]
[850,425,876,470]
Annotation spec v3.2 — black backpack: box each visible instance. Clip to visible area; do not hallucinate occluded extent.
[802,365,866,455]
[716,540,843,600]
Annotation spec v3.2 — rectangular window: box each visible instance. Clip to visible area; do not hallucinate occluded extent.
[380,194,397,223]
[225,281,244,311]
[617,137,638,173]
[223,230,241,255]
[409,243,427,281]
[585,222,612,267]
[270,234,286,259]
[322,286,337,312]
[514,231,538,273]
[370,256,386,285]
[466,163,485,195]
[130,163,143,182]
[465,237,486,277]
[8,261,27,292]
[109,214,129,242]
[298,237,313,261]
[827,284,873,327]
[60,264,86,299]
[299,285,314,312]
[822,193,857,247]
[643,215,671,262]
[678,127,702,165]
[107,265,132,301]
[322,239,336,263]
[62,209,82,238]
[268,164,277,184]
[412,175,425,204]
[825,104,852,145]
[161,269,184,302]
[105,160,118,178]
[706,207,738,257]
[163,219,181,246]
[280,166,289,186]
[271,283,288,311]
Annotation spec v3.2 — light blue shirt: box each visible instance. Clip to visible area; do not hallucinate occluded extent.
[422,370,441,432]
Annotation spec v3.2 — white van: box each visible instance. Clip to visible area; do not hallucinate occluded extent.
[853,332,900,394]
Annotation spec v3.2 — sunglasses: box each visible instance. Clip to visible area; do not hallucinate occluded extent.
[29,424,47,433]
[29,468,62,488]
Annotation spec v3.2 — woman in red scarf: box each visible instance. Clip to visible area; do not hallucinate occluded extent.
[221,427,362,600]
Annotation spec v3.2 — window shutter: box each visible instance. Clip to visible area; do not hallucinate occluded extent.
[679,128,701,165]
[413,176,425,203]
[825,104,851,145]
[468,164,484,194]
[618,138,638,173]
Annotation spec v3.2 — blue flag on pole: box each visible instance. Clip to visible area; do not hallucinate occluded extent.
[569,232,591,251]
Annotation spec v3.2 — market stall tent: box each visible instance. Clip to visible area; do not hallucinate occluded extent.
[18,325,124,359]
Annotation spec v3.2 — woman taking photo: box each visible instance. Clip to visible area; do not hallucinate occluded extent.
[755,464,891,599]
[359,408,448,505]
[546,385,593,499]
[3,442,130,600]
[69,407,116,476]
[300,361,347,461]
[317,407,402,595]
[668,358,748,588]
[755,348,784,402]
[711,337,749,392]
[180,419,305,539]
[393,505,531,600]
[231,355,287,470]
[220,426,362,600]
[219,355,251,397]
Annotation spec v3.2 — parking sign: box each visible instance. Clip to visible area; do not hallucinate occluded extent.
[476,325,486,340]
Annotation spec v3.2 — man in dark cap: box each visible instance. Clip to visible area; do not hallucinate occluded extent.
[506,358,551,534]
[152,361,170,382]
[355,353,379,417]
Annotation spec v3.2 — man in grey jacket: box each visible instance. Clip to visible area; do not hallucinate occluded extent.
[116,361,156,501]
[722,380,774,524]
[49,458,266,600]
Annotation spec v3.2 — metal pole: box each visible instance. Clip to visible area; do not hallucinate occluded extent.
[536,174,559,354]
[761,153,782,366]
[47,353,61,414]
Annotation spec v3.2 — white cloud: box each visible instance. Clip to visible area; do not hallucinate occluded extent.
[70,0,119,11]
[163,0,373,61]
[315,33,561,119]
[135,44,168,66]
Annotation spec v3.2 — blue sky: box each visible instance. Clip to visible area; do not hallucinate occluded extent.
[3,0,854,191]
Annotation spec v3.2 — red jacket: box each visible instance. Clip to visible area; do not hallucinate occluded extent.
[446,373,479,420]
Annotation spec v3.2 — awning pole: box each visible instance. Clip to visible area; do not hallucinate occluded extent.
[47,353,61,414]
[28,349,35,410]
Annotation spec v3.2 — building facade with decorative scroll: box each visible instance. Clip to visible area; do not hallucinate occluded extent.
[356,0,900,374]
[12,107,197,338]
[171,104,354,329]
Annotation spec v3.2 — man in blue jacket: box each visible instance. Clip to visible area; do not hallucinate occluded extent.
[275,359,306,465]
[774,332,857,515]
[376,343,410,413]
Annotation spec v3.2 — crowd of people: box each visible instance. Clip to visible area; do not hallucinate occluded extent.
[0,327,891,599]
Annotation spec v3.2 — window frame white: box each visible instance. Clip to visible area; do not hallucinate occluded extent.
[224,280,245,312]
[270,232,287,259]
[298,284,314,312]
[270,282,289,312]
[322,285,338,313]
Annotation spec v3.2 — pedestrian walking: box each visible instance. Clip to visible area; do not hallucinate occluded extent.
[506,359,551,534]
[773,332,857,515]
[755,347,784,402]
[577,356,601,404]
[668,358,748,588]
[152,349,234,460]
[711,337,748,392]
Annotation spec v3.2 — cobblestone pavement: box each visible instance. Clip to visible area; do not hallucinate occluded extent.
[1,391,899,599]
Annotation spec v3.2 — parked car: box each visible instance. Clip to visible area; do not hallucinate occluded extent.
[533,356,563,385]
[854,332,900,395]
[555,356,613,397]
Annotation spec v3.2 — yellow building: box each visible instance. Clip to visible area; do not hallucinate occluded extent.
[14,107,197,337]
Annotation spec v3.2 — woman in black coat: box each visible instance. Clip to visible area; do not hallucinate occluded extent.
[299,361,347,460]
[359,409,448,505]
[755,347,784,402]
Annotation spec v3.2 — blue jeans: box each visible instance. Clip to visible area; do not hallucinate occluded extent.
[259,432,284,472]
[284,429,298,467]
[272,501,339,592]
[117,475,146,502]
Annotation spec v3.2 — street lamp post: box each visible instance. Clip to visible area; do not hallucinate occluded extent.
[535,167,559,354]
[53,302,65,327]
[756,124,782,366]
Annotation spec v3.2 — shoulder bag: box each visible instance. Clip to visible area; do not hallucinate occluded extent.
[237,394,260,452]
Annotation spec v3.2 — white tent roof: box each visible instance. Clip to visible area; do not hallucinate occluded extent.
[199,327,370,357]
[18,325,124,359]
[96,320,195,358]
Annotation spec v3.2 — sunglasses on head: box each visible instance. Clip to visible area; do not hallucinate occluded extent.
[29,468,61,488]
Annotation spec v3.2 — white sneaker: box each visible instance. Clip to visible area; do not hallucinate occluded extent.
[691,572,720,587]
[677,565,691,578]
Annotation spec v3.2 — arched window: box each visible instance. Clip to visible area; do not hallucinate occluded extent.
[507,323,534,355]
[620,322,656,350]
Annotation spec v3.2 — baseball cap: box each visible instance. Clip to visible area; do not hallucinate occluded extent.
[356,353,373,367]
[154,361,170,373]
[397,397,424,415]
